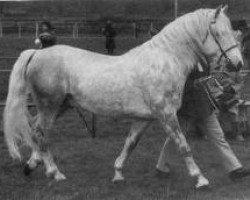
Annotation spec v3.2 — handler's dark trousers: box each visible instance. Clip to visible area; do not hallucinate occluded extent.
[157,112,242,173]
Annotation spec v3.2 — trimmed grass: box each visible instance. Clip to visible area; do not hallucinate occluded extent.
[1,109,250,199]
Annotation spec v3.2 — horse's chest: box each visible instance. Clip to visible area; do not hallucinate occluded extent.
[139,72,183,109]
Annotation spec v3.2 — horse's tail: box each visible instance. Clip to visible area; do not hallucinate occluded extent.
[3,49,36,160]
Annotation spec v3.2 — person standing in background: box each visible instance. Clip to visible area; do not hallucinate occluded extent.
[149,22,159,38]
[35,21,56,49]
[102,20,116,54]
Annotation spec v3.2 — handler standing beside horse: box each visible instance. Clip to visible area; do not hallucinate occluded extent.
[157,61,250,181]
[102,20,116,54]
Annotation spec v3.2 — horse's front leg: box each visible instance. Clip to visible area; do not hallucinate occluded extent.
[113,120,150,182]
[158,110,209,189]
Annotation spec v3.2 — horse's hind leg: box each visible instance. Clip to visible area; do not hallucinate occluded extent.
[26,109,66,181]
[113,120,150,182]
[24,105,67,177]
[159,111,209,189]
[39,112,66,181]
[23,115,42,175]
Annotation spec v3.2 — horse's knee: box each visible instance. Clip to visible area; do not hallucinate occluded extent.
[171,132,192,157]
[130,138,138,148]
[126,137,140,153]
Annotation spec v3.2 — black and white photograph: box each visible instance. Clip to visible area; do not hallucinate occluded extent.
[0,0,250,199]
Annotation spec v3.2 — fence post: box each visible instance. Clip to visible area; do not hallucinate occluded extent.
[35,22,39,38]
[72,23,79,39]
[18,22,21,38]
[0,21,2,38]
[148,23,153,38]
[72,23,75,38]
[76,23,78,38]
[132,22,137,39]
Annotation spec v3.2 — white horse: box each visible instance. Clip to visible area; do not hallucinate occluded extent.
[3,5,243,189]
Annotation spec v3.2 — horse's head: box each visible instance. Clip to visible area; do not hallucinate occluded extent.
[202,5,243,72]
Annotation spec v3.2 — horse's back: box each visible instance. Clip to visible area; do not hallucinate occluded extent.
[25,45,152,117]
[39,44,117,62]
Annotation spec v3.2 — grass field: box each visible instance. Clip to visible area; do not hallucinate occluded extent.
[1,37,250,200]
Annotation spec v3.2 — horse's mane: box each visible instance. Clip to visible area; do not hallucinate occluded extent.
[126,9,216,66]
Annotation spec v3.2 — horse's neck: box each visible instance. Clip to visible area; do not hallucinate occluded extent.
[146,10,209,75]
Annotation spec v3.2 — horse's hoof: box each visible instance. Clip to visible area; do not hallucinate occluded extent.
[112,170,125,183]
[23,163,33,176]
[54,172,66,181]
[195,176,209,190]
[112,176,125,183]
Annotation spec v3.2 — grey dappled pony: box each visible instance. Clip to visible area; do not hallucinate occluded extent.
[3,5,243,188]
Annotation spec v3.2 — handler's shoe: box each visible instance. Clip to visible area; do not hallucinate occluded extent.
[229,167,250,181]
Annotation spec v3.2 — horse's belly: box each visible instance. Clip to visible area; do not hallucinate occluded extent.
[78,95,152,118]
[74,83,152,118]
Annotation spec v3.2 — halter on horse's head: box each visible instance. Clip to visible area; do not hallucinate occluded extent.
[202,5,243,73]
[195,6,244,111]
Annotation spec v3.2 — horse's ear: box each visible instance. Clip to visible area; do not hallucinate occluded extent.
[214,5,223,20]
[222,4,229,14]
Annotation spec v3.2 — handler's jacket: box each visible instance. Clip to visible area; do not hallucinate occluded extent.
[178,67,214,119]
